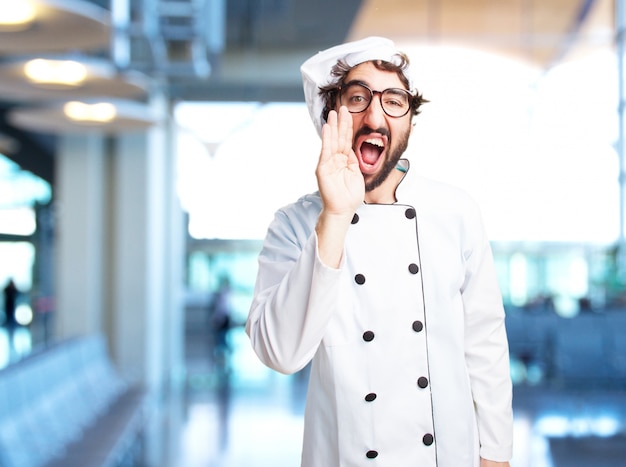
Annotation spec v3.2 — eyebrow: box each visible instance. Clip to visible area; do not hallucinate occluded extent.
[342,79,408,92]
[342,79,370,88]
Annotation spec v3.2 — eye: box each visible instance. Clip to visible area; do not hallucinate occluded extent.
[384,97,403,108]
[383,89,409,109]
[347,90,368,103]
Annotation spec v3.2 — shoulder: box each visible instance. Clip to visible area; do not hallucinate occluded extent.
[277,192,322,216]
[274,192,322,228]
[408,175,481,215]
[401,175,488,246]
[264,192,322,246]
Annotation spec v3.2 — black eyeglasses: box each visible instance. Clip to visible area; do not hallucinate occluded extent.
[339,82,412,118]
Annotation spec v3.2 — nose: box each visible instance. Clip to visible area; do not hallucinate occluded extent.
[361,93,386,128]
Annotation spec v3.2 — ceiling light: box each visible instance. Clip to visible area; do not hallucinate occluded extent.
[0,0,36,31]
[0,58,149,101]
[63,101,117,123]
[8,99,156,133]
[24,59,87,88]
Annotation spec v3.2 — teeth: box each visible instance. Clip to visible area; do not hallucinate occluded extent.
[365,138,384,147]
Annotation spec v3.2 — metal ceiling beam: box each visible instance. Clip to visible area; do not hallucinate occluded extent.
[168,81,304,102]
[0,108,55,183]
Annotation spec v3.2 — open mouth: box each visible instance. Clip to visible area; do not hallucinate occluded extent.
[357,136,386,172]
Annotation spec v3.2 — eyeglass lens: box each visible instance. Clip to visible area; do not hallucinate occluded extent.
[340,83,410,117]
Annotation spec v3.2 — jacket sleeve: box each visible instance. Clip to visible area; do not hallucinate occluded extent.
[246,208,343,375]
[460,203,514,462]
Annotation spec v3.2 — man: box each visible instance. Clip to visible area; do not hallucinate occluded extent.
[246,36,513,467]
[3,279,18,330]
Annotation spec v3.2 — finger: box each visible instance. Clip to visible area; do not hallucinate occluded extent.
[337,106,353,156]
[321,110,338,162]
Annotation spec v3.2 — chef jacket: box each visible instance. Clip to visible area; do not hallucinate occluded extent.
[247,160,513,466]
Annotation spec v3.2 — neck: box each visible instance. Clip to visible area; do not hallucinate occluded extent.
[364,167,406,204]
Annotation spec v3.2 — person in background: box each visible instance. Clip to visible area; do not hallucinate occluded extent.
[3,279,18,332]
[208,275,234,450]
[246,36,513,467]
[209,276,233,357]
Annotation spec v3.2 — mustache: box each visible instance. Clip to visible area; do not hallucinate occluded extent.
[354,126,391,140]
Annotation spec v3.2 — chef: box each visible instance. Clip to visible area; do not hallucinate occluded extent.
[246,36,513,467]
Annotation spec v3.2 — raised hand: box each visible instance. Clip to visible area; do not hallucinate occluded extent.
[314,106,364,268]
[316,106,364,217]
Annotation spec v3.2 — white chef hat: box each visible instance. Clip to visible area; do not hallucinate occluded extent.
[301,36,414,137]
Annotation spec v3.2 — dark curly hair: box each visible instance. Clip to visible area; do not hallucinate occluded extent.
[318,53,428,124]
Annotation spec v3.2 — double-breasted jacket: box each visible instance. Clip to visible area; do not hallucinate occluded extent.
[247,162,513,466]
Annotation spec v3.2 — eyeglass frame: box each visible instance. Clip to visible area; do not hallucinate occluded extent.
[338,80,414,118]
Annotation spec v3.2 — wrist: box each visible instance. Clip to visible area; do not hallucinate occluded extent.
[480,459,510,467]
[315,209,354,269]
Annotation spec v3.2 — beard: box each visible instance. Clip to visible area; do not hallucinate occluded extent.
[356,125,411,192]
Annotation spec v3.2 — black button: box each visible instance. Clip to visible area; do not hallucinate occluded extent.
[423,433,434,446]
[412,321,423,332]
[408,263,419,274]
[363,331,375,342]
[355,274,366,285]
[366,450,378,459]
[417,377,429,388]
[351,213,359,224]
[405,208,416,219]
[365,392,377,402]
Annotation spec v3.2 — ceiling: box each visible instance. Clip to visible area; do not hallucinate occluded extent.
[0,0,616,185]
[359,0,613,65]
[173,0,614,101]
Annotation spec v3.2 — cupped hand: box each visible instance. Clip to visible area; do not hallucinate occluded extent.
[315,106,364,217]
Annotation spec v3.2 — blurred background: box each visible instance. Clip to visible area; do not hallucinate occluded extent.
[1,0,626,466]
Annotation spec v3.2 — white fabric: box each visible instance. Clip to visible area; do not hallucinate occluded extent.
[301,36,415,137]
[246,164,514,467]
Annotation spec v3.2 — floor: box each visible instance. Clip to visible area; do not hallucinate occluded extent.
[151,326,626,467]
[2,324,626,467]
